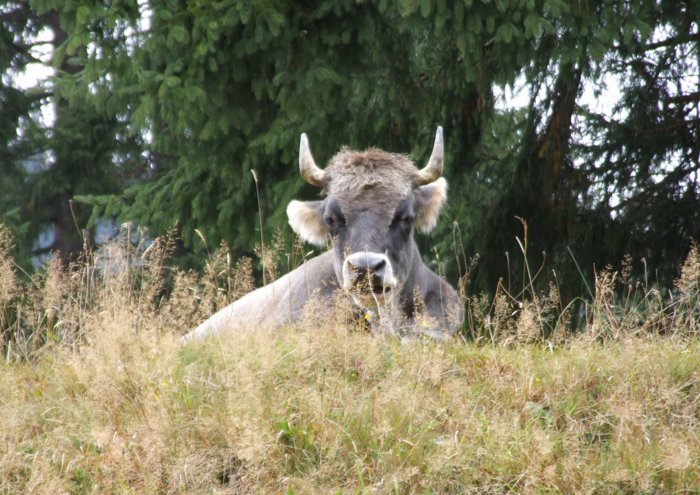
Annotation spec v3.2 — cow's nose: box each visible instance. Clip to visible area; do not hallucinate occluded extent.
[348,255,386,274]
[344,252,397,295]
[342,252,397,297]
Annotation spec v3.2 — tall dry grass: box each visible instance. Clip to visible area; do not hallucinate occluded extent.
[0,225,699,494]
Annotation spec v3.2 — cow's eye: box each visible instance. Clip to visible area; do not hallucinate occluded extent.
[392,214,414,229]
[324,213,345,230]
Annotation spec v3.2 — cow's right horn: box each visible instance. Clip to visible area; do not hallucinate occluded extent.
[299,133,328,187]
[414,126,444,186]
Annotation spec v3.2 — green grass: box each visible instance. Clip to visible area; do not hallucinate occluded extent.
[2,328,699,493]
[0,230,699,493]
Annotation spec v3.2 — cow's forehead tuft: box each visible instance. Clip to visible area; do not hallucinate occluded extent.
[325,148,418,199]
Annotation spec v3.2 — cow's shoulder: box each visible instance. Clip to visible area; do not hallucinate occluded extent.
[408,264,462,334]
[286,250,338,297]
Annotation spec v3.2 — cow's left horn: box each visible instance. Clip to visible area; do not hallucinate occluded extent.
[415,126,444,186]
[299,133,328,187]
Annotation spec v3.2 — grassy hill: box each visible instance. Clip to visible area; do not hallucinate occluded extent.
[1,229,699,493]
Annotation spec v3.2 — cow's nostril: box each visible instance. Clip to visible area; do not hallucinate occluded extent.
[347,262,362,274]
[371,258,386,272]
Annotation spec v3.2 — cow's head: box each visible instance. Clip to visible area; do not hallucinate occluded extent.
[286,127,447,309]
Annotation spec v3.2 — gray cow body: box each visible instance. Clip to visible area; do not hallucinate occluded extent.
[184,252,338,340]
[184,251,461,342]
[183,128,462,342]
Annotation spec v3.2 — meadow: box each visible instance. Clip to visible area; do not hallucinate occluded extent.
[1,226,698,494]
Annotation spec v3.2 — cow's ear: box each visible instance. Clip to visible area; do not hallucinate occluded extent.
[413,177,447,233]
[286,200,327,246]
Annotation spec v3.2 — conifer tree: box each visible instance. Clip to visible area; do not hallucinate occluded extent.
[1,1,47,260]
[4,0,699,302]
[1,2,132,263]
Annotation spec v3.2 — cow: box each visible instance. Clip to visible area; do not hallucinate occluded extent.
[182,127,462,342]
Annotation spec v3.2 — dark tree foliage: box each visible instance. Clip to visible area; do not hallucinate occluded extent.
[473,0,700,298]
[1,2,136,263]
[3,0,699,302]
[0,0,46,260]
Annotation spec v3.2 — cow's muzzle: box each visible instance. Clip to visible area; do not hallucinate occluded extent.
[342,252,397,298]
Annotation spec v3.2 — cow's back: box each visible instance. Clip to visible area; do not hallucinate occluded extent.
[182,251,338,341]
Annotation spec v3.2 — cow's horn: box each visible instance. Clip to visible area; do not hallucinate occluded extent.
[299,133,328,187]
[415,126,444,186]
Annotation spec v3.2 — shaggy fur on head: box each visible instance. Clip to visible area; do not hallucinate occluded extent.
[325,148,418,199]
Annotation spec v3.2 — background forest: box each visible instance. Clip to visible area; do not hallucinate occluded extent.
[2,0,699,302]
